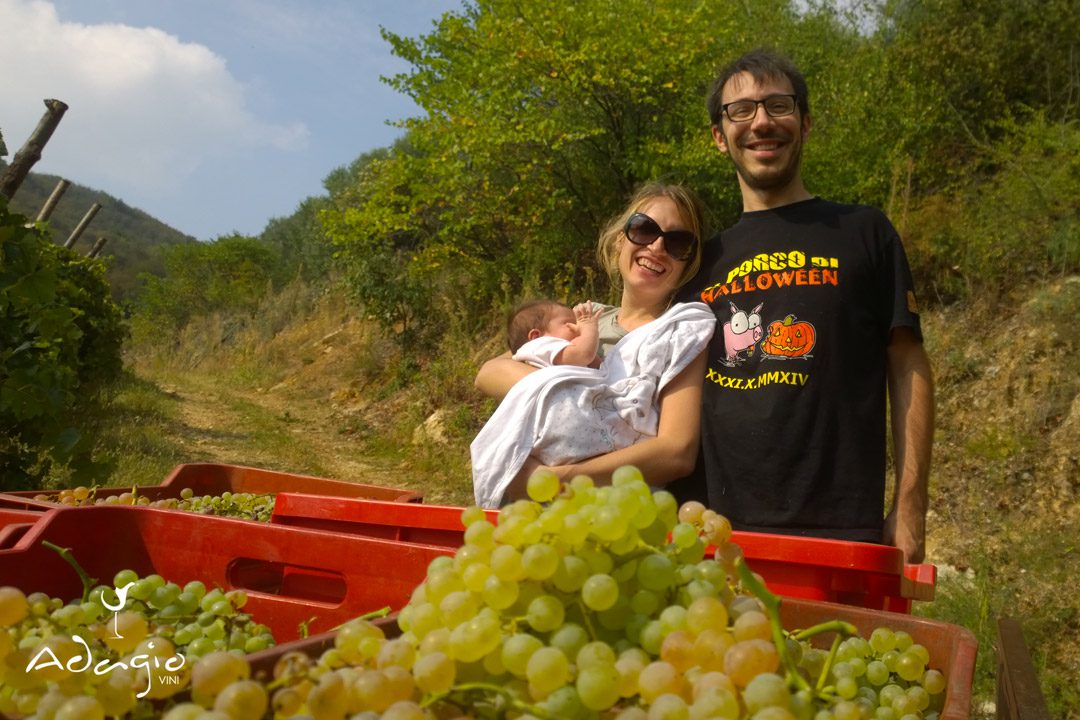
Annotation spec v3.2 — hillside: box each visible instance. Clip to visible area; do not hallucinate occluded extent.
[115,276,1079,717]
[1,160,197,302]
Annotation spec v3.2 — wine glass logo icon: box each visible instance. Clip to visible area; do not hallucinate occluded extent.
[102,582,136,639]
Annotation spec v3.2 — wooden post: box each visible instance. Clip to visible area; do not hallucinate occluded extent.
[87,237,108,258]
[996,617,1051,720]
[0,99,69,200]
[36,178,71,222]
[64,203,102,249]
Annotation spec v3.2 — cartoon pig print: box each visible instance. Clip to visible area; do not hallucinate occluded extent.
[721,302,763,366]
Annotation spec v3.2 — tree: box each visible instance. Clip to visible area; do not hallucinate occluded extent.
[326,0,817,349]
[1,197,124,486]
[131,234,283,340]
[868,0,1080,192]
[321,0,1078,356]
[261,197,333,283]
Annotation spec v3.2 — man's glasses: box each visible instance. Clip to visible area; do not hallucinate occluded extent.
[624,213,697,261]
[721,94,797,123]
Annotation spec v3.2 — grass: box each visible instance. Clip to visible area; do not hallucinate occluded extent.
[54,273,1079,718]
[75,371,190,489]
[103,286,481,505]
[915,532,1080,719]
[185,376,339,477]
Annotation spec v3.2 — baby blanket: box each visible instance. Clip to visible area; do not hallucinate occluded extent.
[471,301,716,508]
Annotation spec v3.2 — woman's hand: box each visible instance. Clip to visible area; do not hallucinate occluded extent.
[503,456,544,502]
[504,457,585,503]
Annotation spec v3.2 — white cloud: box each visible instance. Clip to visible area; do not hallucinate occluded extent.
[0,0,308,196]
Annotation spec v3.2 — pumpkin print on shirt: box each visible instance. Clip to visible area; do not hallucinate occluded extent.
[760,313,816,359]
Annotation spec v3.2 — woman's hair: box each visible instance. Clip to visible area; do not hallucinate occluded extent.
[596,182,707,291]
[506,299,563,353]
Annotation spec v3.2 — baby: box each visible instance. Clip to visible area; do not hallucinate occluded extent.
[473,299,716,508]
[506,299,604,369]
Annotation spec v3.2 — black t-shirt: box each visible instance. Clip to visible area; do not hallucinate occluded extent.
[675,198,922,542]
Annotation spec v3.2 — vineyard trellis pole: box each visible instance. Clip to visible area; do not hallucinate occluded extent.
[0,99,68,200]
[87,237,108,258]
[36,178,71,222]
[64,203,102,249]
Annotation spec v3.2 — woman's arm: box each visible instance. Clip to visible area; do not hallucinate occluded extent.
[474,353,538,400]
[501,350,707,500]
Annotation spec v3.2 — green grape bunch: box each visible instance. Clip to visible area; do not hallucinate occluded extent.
[0,563,274,718]
[31,486,277,522]
[134,465,951,720]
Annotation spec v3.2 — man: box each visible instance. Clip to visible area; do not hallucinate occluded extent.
[677,49,934,562]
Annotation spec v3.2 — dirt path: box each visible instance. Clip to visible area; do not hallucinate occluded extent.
[153,371,412,492]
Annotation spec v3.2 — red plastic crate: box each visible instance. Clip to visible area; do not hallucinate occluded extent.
[0,505,451,641]
[730,531,936,613]
[246,615,401,679]
[271,493,498,544]
[0,462,423,511]
[779,598,977,720]
[0,508,41,550]
[270,494,933,612]
[245,597,976,720]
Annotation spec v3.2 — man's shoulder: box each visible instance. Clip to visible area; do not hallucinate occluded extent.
[810,198,893,227]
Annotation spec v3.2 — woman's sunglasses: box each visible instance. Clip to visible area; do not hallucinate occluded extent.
[623,212,697,261]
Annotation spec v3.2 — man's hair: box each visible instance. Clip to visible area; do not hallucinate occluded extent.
[707,48,810,126]
[506,299,563,353]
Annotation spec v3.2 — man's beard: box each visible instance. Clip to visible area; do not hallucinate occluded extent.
[729,134,804,192]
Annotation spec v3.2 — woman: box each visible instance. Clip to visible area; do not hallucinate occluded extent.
[474,182,709,501]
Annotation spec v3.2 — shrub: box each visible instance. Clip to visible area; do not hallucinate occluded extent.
[904,117,1080,304]
[0,197,125,487]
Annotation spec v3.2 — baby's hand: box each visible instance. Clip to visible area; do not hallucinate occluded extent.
[573,301,603,326]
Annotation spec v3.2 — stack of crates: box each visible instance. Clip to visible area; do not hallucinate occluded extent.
[268,493,937,611]
[0,462,422,510]
[0,466,977,718]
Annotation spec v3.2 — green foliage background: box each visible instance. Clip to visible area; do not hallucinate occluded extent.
[0,198,125,487]
[122,0,1080,358]
[313,0,1079,353]
[5,0,1077,714]
[1,161,197,303]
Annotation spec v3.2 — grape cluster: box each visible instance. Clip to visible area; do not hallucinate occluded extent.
[174,489,276,522]
[149,466,950,720]
[0,567,274,718]
[31,486,276,521]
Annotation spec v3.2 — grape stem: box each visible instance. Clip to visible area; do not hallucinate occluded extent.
[42,540,97,603]
[791,620,859,642]
[734,557,812,692]
[734,557,859,698]
[816,633,844,694]
[297,616,318,638]
[331,606,391,630]
[424,682,562,719]
[792,619,857,695]
[575,598,599,641]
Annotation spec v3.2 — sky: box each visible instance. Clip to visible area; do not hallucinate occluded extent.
[0,0,463,240]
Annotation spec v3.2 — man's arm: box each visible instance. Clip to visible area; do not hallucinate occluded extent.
[884,326,934,563]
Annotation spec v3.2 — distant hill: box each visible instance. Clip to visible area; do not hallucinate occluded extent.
[2,160,197,303]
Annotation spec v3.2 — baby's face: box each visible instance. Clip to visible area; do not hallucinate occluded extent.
[542,305,579,341]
